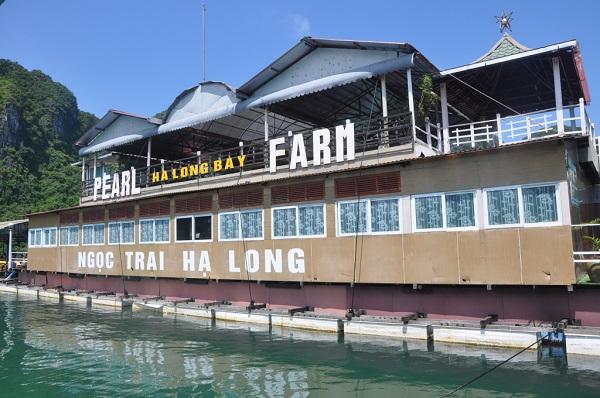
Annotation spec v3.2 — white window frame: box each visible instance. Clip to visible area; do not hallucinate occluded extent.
[139,217,171,244]
[218,209,264,242]
[271,203,327,240]
[336,196,402,237]
[29,227,58,247]
[483,183,561,228]
[175,213,213,243]
[108,221,135,245]
[82,223,105,246]
[411,190,478,232]
[59,225,80,246]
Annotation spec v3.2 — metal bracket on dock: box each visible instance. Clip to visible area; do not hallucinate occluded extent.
[202,300,231,308]
[345,309,366,320]
[246,301,267,311]
[401,312,426,324]
[480,314,499,329]
[288,306,314,315]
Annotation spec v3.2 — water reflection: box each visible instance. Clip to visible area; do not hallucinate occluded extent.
[1,295,599,397]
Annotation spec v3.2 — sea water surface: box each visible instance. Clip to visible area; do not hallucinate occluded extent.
[1,294,599,397]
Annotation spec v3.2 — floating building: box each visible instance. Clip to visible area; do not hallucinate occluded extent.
[24,34,600,325]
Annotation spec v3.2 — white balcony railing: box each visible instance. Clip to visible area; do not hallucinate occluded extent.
[440,98,593,154]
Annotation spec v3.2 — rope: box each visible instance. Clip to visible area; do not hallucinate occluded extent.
[440,334,546,397]
[349,79,380,314]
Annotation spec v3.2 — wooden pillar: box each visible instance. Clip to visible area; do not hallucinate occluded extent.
[579,97,587,134]
[81,157,85,182]
[553,57,564,134]
[440,82,450,153]
[407,68,417,143]
[93,155,97,178]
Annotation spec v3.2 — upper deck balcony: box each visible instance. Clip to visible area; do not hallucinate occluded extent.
[76,36,597,204]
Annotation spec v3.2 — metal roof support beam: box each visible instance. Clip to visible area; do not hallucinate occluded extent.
[146,137,152,168]
[264,108,269,141]
[406,68,417,143]
[380,74,389,148]
[440,82,450,153]
[553,57,564,134]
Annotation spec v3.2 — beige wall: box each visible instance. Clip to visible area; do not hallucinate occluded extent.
[27,142,576,285]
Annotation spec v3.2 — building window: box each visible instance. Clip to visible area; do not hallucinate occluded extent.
[412,191,476,231]
[59,226,79,246]
[485,188,520,226]
[413,195,443,230]
[140,218,170,243]
[83,224,105,245]
[108,221,134,244]
[219,210,263,241]
[522,185,558,223]
[29,227,57,247]
[445,192,476,228]
[337,198,401,236]
[484,184,559,227]
[175,215,212,242]
[272,204,325,239]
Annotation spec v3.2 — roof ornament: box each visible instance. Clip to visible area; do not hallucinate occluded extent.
[495,11,513,33]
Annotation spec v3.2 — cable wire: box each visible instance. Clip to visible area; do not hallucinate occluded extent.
[440,334,546,397]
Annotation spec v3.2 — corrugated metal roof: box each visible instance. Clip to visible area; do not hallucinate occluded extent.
[0,219,28,231]
[237,36,419,96]
[158,53,414,135]
[76,109,160,148]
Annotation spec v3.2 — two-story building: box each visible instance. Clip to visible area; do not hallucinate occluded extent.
[25,34,600,325]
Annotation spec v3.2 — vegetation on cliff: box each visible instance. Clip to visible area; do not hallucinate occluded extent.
[0,59,97,221]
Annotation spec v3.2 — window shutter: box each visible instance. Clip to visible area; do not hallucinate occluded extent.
[219,189,263,209]
[139,200,170,217]
[83,208,104,222]
[175,196,212,214]
[335,172,400,198]
[271,181,325,204]
[108,205,134,220]
[61,211,79,224]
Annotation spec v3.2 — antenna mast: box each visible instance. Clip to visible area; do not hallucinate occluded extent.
[201,2,207,82]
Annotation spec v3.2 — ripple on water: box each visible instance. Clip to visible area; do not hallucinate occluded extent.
[1,295,600,397]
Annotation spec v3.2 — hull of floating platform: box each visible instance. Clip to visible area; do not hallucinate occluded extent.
[17,272,600,327]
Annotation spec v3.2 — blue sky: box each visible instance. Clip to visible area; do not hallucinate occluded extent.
[0,0,598,121]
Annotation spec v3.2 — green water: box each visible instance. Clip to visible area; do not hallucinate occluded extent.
[0,295,599,397]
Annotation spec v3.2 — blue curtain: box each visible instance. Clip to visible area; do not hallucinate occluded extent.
[69,226,79,245]
[339,201,367,234]
[154,219,170,242]
[487,189,519,225]
[241,211,263,239]
[523,185,557,223]
[93,225,104,244]
[220,213,239,240]
[370,199,400,232]
[273,208,297,237]
[140,220,154,243]
[446,193,475,228]
[121,222,134,243]
[83,225,93,245]
[299,205,325,236]
[109,223,120,244]
[60,227,69,245]
[414,196,443,229]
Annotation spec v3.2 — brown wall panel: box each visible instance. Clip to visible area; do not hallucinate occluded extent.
[457,229,522,284]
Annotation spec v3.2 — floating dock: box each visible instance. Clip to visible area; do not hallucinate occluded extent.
[4,283,598,356]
